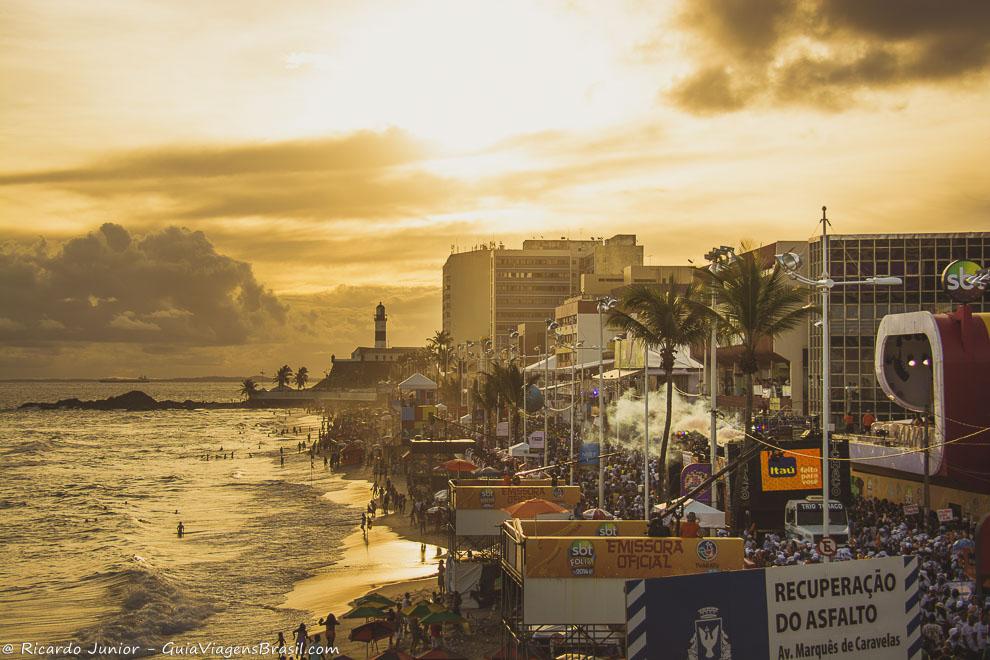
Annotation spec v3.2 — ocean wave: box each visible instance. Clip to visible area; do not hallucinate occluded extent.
[56,566,216,659]
[1,437,58,456]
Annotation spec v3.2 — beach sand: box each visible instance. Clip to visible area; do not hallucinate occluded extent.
[280,464,498,658]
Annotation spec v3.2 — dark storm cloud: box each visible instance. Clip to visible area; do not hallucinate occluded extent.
[0,223,286,345]
[668,66,757,114]
[670,0,990,113]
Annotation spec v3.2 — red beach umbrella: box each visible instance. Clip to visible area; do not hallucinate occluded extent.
[434,458,477,473]
[582,507,615,520]
[349,620,394,643]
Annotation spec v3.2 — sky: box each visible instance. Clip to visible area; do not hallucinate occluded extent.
[1,0,989,379]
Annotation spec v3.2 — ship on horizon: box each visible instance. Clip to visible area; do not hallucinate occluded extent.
[98,375,150,383]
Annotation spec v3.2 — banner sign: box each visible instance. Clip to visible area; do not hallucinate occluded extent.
[518,519,659,538]
[452,485,580,510]
[525,537,743,579]
[528,430,545,449]
[937,508,954,522]
[760,449,822,491]
[496,421,509,437]
[681,463,713,504]
[903,503,920,516]
[579,442,600,465]
[625,556,921,660]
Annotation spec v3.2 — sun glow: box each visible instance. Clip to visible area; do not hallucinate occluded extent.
[293,2,635,150]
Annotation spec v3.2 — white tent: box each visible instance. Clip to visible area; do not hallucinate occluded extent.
[523,354,558,373]
[653,498,727,528]
[398,372,438,391]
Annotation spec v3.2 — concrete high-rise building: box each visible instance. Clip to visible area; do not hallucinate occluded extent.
[441,235,646,349]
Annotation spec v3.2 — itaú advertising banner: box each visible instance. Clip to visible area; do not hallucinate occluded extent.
[625,555,921,660]
[760,448,822,491]
[524,537,743,578]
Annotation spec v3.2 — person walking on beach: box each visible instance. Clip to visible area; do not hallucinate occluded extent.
[293,622,308,658]
[276,632,287,660]
[319,613,338,648]
[437,559,446,595]
[176,521,184,538]
[360,513,366,534]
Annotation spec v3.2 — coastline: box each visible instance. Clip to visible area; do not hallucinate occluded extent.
[280,463,452,657]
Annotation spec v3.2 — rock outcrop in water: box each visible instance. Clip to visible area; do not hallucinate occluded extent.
[19,390,249,411]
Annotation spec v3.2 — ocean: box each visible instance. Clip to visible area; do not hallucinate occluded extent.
[0,382,361,658]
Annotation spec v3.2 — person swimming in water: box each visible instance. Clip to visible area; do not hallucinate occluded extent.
[177,521,184,537]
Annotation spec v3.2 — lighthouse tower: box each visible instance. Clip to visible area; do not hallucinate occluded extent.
[374,302,387,348]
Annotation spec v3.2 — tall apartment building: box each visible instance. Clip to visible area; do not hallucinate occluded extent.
[441,235,644,349]
[807,232,990,421]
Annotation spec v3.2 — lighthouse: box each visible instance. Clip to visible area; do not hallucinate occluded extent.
[374,302,387,348]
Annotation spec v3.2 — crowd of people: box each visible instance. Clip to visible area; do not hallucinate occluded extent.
[294,403,990,659]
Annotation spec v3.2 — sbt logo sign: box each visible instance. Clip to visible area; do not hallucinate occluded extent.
[568,539,596,576]
[942,260,987,304]
[596,522,618,536]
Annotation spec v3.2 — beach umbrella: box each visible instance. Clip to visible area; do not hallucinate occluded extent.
[434,489,449,501]
[402,600,444,619]
[434,459,477,473]
[416,648,468,659]
[582,507,614,520]
[419,610,466,625]
[349,620,395,642]
[953,538,975,553]
[426,506,440,515]
[343,605,387,619]
[371,651,414,660]
[503,498,568,518]
[351,593,396,608]
[473,466,502,478]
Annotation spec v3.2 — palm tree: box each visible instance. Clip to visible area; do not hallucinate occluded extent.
[609,284,712,498]
[294,366,309,390]
[696,249,814,439]
[487,359,539,445]
[427,330,452,377]
[471,372,501,445]
[239,378,259,399]
[274,364,293,389]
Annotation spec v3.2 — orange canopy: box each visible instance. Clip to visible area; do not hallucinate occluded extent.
[502,497,568,518]
[434,458,477,473]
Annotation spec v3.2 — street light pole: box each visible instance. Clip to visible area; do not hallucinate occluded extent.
[819,214,832,552]
[545,320,559,469]
[571,347,578,486]
[644,338,650,521]
[596,296,617,509]
[775,207,901,560]
[704,245,735,510]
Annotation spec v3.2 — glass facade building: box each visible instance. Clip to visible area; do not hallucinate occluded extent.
[808,233,990,421]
